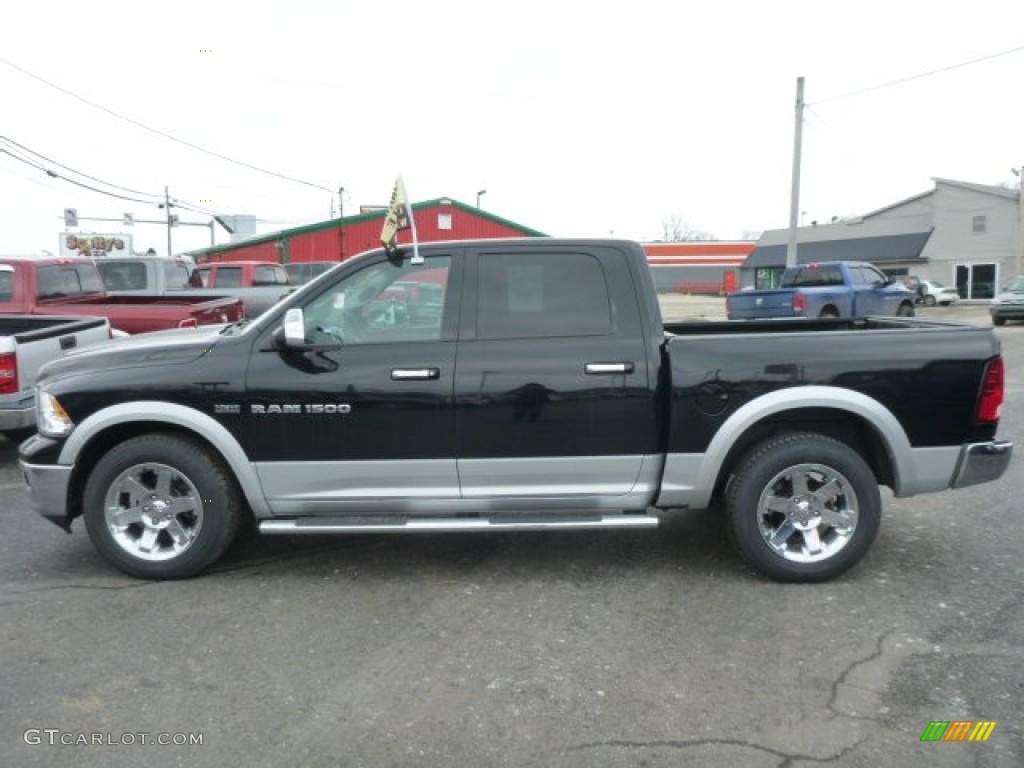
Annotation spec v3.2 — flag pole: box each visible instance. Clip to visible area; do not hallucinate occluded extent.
[405,180,422,265]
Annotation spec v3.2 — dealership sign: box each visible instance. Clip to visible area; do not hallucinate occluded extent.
[60,233,132,259]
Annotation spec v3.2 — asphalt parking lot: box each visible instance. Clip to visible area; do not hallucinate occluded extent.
[1,300,1021,768]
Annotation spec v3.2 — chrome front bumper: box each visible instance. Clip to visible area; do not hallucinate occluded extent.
[20,460,74,531]
[951,441,1013,489]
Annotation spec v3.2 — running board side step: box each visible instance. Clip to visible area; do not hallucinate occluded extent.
[259,514,660,535]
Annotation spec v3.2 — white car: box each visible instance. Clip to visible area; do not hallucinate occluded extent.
[919,280,959,306]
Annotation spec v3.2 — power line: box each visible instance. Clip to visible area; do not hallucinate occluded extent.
[1,148,165,205]
[1,134,164,201]
[0,56,335,195]
[811,43,1024,105]
[0,138,219,216]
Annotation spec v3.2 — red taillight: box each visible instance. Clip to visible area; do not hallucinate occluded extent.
[179,317,198,329]
[0,352,18,396]
[977,357,1004,422]
[793,294,807,315]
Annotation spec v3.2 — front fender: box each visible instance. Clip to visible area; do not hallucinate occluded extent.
[58,401,271,518]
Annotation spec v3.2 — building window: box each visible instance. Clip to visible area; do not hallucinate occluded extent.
[972,215,987,233]
[955,263,997,300]
[438,213,452,230]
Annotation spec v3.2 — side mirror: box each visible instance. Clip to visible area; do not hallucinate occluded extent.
[283,307,305,347]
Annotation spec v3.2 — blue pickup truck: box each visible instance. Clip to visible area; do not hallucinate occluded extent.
[727,261,917,320]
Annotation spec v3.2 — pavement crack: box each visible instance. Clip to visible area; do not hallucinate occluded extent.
[568,737,864,766]
[826,628,898,721]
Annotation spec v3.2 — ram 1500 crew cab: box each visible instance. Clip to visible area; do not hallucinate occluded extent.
[19,239,1012,582]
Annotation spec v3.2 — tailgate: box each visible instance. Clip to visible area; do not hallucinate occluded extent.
[726,290,799,319]
[9,316,110,394]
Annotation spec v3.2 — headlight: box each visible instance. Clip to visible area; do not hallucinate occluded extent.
[36,389,74,438]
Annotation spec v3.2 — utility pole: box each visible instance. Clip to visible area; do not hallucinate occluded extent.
[164,185,173,258]
[1016,166,1024,277]
[785,77,805,269]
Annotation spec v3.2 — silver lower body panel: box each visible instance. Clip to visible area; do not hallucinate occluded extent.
[19,460,73,530]
[256,455,664,518]
[260,513,660,535]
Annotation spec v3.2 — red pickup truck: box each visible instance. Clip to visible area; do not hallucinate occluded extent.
[0,257,244,335]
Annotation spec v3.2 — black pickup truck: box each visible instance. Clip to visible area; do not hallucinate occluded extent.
[19,239,1012,582]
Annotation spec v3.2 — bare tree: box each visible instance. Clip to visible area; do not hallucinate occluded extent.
[741,230,763,241]
[660,214,714,242]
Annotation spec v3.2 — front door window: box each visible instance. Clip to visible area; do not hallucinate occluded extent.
[303,257,451,345]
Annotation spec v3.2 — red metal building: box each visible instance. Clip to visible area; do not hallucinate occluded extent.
[642,241,756,294]
[186,197,546,265]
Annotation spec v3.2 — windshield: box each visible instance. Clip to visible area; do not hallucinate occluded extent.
[1007,276,1024,292]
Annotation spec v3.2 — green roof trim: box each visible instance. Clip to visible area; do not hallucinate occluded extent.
[184,197,547,258]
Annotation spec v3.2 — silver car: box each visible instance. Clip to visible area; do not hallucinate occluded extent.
[989,275,1024,326]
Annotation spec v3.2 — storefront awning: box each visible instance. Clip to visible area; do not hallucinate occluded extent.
[743,231,932,269]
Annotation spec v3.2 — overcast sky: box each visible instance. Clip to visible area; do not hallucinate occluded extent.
[1,0,1022,256]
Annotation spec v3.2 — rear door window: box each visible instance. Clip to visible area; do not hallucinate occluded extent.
[476,252,612,340]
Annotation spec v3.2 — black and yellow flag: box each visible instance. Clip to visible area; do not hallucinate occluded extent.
[380,176,411,252]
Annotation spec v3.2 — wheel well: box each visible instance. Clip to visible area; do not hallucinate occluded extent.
[819,305,839,317]
[712,407,895,499]
[66,422,250,524]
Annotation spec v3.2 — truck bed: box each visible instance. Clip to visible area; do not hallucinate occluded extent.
[663,316,1000,458]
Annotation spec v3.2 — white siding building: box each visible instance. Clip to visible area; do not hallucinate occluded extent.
[865,178,1020,299]
[742,178,1023,299]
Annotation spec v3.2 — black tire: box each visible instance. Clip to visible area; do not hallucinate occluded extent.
[896,302,915,317]
[818,308,839,319]
[725,432,881,583]
[992,316,1006,327]
[924,295,936,307]
[83,433,242,579]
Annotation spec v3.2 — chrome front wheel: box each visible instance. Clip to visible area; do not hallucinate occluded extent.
[104,463,205,562]
[84,433,241,579]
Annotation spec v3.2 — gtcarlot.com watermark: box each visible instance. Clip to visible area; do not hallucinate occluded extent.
[24,729,203,747]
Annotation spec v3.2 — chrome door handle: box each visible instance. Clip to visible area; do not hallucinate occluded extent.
[585,362,635,375]
[391,368,440,381]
